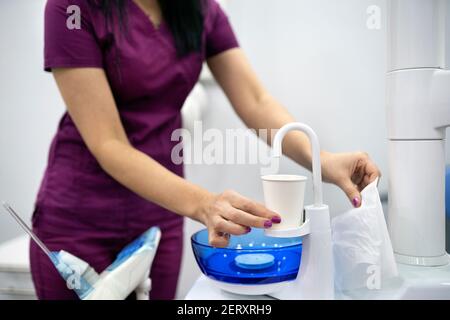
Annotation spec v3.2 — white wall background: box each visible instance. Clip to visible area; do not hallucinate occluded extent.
[0,0,449,299]
[0,0,65,242]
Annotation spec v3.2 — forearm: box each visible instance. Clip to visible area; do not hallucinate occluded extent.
[236,92,317,170]
[95,139,211,221]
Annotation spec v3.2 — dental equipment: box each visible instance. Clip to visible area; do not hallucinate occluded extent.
[191,122,334,300]
[266,123,334,300]
[3,202,53,259]
[387,0,450,266]
[190,0,450,300]
[2,202,161,300]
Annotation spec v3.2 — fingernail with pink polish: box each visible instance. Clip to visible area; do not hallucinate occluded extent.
[352,197,360,207]
[264,220,273,228]
[271,216,282,224]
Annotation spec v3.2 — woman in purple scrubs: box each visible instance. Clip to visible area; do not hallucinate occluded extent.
[31,0,380,300]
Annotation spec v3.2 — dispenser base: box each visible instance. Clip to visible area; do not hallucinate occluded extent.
[264,219,310,238]
[207,278,290,296]
[394,252,450,267]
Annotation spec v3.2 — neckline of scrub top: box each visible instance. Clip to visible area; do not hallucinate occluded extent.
[130,0,167,33]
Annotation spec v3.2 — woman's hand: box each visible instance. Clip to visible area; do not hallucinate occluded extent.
[196,190,282,248]
[320,151,381,207]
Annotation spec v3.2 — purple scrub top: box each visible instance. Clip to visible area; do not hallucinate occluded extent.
[38,0,239,212]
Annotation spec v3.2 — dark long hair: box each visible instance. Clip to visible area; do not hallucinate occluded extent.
[89,0,204,57]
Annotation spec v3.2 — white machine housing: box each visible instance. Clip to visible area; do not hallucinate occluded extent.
[387,0,450,266]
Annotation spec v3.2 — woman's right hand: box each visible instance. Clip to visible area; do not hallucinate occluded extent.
[196,190,282,248]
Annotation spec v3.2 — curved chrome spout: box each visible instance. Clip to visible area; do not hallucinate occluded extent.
[272,123,324,207]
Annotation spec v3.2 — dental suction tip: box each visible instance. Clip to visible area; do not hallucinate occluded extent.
[2,202,15,214]
[2,202,54,259]
[2,201,13,214]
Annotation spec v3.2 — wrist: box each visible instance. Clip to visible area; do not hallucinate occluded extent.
[304,149,331,172]
[319,150,334,182]
[191,190,215,225]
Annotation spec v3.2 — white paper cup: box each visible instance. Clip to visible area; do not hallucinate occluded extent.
[261,175,307,231]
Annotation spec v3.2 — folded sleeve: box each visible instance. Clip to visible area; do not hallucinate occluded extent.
[205,0,239,59]
[44,0,103,72]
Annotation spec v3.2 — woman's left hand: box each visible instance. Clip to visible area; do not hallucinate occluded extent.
[320,151,381,207]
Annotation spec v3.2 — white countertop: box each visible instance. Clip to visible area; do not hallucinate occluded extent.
[0,235,35,299]
[186,263,450,300]
[0,235,30,272]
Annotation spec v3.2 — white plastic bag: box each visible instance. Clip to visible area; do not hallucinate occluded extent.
[332,178,398,291]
